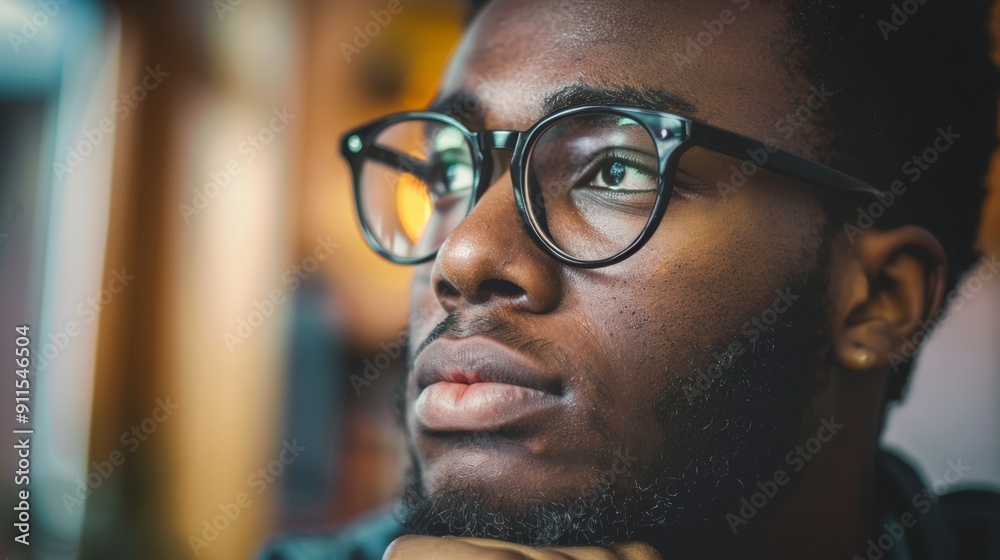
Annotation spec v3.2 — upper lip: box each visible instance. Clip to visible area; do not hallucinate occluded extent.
[414,335,563,396]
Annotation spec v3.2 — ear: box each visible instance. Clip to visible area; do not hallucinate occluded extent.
[829,226,947,372]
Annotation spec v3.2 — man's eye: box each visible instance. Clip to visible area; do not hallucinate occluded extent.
[587,157,657,192]
[429,152,474,195]
[444,162,474,191]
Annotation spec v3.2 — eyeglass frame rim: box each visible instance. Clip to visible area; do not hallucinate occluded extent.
[340,105,887,268]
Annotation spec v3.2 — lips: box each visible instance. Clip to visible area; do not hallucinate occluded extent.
[412,336,563,433]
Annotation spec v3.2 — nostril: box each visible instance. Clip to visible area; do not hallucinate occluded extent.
[436,279,461,301]
[478,279,526,299]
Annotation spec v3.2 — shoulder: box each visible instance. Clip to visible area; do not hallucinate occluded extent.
[880,449,1000,560]
[257,510,406,560]
[939,489,1000,560]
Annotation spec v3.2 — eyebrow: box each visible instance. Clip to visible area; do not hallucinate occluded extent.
[428,83,699,130]
[428,91,488,129]
[543,83,698,118]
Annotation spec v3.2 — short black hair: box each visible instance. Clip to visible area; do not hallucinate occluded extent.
[783,0,997,402]
[463,0,998,403]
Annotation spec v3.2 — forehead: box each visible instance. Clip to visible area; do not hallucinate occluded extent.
[438,0,812,150]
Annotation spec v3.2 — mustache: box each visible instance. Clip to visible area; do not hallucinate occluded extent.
[413,313,459,360]
[411,312,561,366]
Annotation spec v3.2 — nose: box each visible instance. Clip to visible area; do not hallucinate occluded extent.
[431,168,563,314]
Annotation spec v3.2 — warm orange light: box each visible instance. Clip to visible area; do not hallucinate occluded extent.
[396,173,432,242]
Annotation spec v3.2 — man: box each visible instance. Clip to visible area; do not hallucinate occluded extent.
[264,0,1000,558]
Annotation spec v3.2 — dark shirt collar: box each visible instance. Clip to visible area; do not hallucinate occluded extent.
[875,449,958,560]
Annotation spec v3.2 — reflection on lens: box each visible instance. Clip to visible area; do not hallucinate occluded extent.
[358,119,474,260]
[396,173,432,243]
[525,112,659,261]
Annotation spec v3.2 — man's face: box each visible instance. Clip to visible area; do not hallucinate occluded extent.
[401,0,836,546]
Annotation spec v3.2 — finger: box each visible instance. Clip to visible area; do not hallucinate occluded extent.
[607,541,663,560]
[385,535,662,560]
[451,537,631,560]
[449,537,574,559]
[516,541,662,560]
[384,535,530,559]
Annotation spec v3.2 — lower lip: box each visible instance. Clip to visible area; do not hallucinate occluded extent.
[414,382,559,432]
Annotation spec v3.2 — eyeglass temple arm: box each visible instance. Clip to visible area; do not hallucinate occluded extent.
[366,144,433,178]
[688,121,887,200]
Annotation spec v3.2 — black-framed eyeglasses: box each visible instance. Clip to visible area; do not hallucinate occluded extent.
[340,106,885,268]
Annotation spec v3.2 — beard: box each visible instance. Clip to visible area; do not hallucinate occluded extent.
[395,256,831,554]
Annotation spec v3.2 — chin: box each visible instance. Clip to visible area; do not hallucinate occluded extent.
[415,435,605,506]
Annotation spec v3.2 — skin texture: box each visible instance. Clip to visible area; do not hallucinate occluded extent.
[389,1,948,558]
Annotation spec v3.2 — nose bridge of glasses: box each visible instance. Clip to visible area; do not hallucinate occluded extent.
[472,130,522,195]
[478,130,521,152]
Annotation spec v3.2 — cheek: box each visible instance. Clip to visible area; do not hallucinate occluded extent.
[562,183,825,404]
[550,284,677,444]
[660,184,822,330]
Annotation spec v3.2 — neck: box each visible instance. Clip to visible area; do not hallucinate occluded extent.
[742,373,885,559]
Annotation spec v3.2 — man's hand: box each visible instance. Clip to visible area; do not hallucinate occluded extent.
[383,535,662,559]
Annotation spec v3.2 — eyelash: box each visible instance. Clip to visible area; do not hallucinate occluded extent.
[580,151,657,187]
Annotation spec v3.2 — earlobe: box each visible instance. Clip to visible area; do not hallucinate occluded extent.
[829,225,947,372]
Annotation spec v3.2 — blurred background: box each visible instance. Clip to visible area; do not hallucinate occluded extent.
[0,1,997,559]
